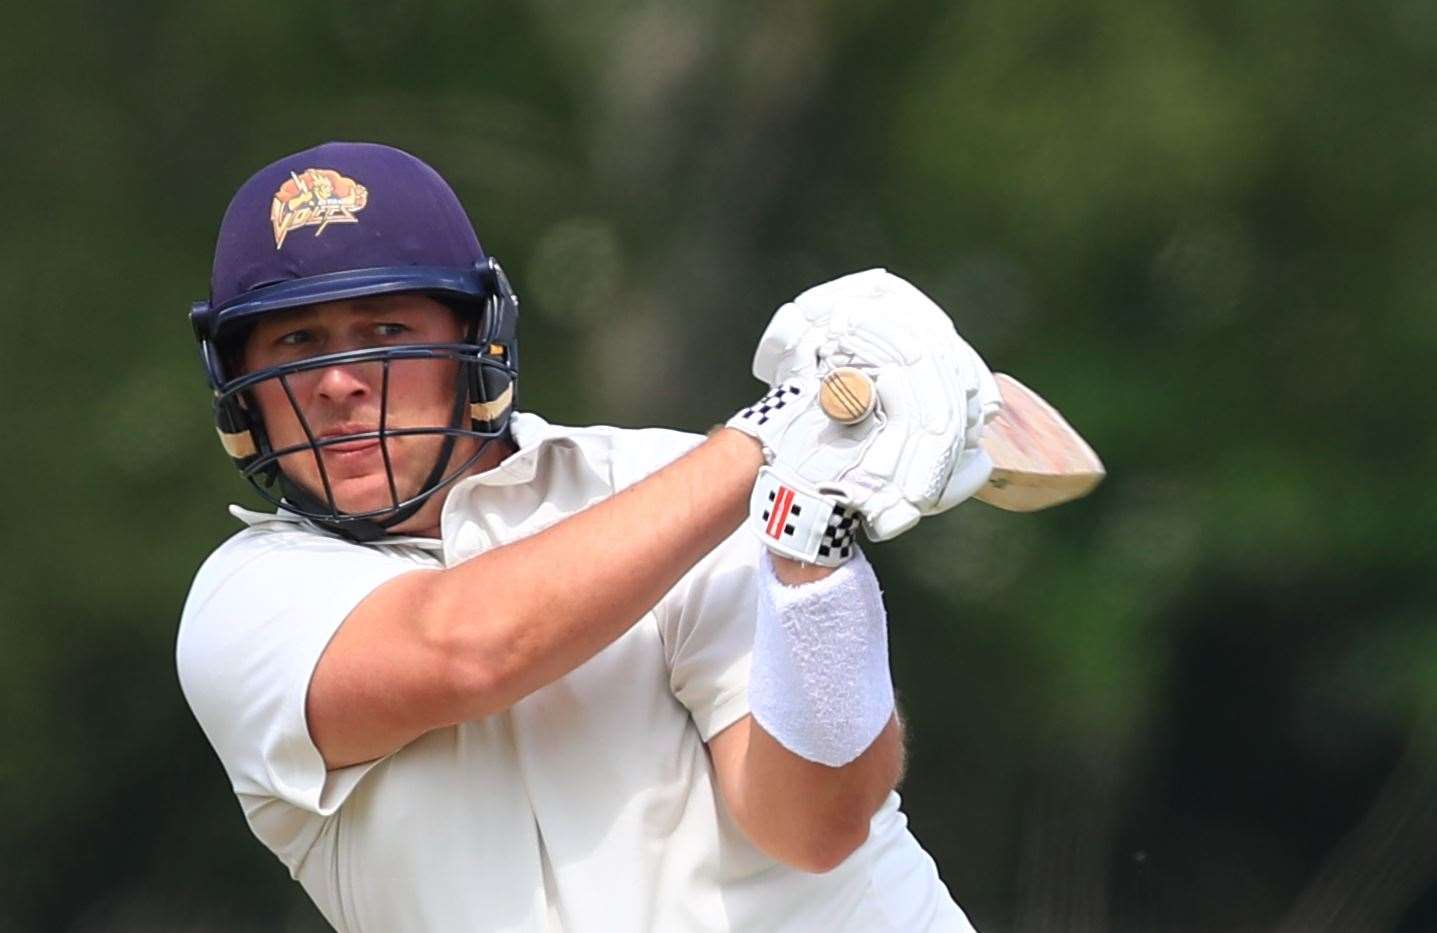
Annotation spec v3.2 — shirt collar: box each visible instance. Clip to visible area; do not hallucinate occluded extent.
[226,411,608,547]
[465,411,609,487]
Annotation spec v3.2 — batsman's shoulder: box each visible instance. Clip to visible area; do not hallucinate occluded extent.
[181,510,374,625]
[195,507,341,572]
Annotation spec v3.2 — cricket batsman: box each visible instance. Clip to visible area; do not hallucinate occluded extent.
[177,141,996,931]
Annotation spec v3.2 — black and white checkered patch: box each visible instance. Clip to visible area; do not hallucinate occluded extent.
[816,505,860,562]
[737,383,802,426]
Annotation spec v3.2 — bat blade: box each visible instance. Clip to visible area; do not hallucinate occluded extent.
[974,373,1105,511]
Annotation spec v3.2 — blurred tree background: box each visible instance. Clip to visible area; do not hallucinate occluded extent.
[2,0,1435,930]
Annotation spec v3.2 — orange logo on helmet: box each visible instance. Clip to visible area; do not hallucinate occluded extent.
[270,168,369,249]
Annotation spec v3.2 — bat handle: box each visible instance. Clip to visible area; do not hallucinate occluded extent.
[818,367,877,424]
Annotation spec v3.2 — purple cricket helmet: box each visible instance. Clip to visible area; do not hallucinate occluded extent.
[190,141,520,539]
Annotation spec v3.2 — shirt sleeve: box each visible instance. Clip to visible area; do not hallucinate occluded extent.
[176,527,423,824]
[655,526,762,741]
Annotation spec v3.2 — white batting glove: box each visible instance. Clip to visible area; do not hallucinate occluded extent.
[734,269,1002,543]
[726,377,875,565]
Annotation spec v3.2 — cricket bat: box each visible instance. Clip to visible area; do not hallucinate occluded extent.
[818,369,1105,512]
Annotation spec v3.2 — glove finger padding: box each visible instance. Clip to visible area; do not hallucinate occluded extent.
[934,448,994,513]
[799,268,965,354]
[969,344,1004,425]
[831,366,969,540]
[753,300,828,384]
[837,483,923,542]
[852,321,970,491]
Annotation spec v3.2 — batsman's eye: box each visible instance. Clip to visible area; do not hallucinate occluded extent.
[276,329,315,347]
[373,322,409,338]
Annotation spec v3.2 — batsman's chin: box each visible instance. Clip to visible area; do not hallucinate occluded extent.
[278,459,419,516]
[325,471,420,516]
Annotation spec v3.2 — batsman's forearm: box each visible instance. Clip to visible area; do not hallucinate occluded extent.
[428,427,764,719]
[716,713,904,873]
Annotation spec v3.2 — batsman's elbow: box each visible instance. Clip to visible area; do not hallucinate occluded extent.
[756,813,871,874]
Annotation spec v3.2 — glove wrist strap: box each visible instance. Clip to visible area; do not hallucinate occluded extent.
[748,464,860,567]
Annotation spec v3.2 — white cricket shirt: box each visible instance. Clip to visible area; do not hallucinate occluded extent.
[177,413,976,932]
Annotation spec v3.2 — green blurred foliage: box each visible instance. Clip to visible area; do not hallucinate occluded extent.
[3,1,1435,930]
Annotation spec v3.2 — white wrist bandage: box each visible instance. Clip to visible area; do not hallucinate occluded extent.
[748,549,895,767]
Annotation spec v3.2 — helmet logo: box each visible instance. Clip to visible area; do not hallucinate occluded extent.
[270,168,369,249]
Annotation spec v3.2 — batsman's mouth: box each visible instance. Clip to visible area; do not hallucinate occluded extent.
[317,441,385,480]
[316,423,383,455]
[321,437,382,454]
[314,430,386,474]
